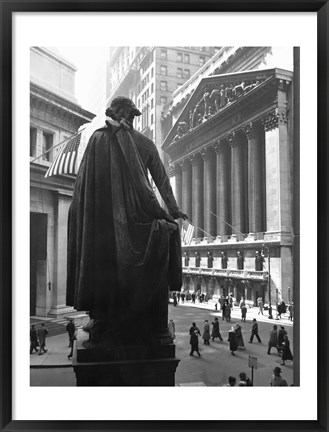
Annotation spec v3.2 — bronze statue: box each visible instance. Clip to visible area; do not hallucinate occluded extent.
[66,96,188,347]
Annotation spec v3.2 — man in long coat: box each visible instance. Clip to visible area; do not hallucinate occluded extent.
[66,97,187,346]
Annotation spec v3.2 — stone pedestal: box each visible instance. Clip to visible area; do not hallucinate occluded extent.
[72,329,180,386]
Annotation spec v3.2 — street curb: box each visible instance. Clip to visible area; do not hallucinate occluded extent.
[30,364,73,369]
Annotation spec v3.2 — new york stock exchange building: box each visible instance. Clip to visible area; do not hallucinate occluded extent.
[162,66,297,308]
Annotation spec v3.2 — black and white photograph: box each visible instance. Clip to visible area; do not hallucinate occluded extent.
[29,45,298,389]
[5,9,325,427]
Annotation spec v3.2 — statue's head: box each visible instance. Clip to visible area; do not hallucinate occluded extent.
[106,96,141,123]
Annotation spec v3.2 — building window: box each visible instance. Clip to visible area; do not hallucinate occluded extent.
[177,68,183,78]
[183,69,190,79]
[151,83,154,93]
[151,67,154,77]
[30,127,37,157]
[151,114,154,124]
[160,81,167,91]
[42,131,53,162]
[199,56,206,66]
[160,49,167,59]
[160,96,167,105]
[160,65,167,76]
[151,98,154,108]
[177,52,182,62]
[184,53,190,63]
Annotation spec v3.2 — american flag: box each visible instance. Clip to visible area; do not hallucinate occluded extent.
[181,220,195,245]
[45,133,81,178]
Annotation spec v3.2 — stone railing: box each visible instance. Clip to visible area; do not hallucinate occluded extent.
[183,266,268,280]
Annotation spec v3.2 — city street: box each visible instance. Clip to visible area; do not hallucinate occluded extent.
[31,301,293,387]
[170,301,293,387]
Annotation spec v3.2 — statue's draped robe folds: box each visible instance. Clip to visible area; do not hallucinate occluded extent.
[66,122,182,343]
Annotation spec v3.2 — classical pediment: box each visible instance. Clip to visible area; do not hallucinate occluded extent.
[162,67,292,154]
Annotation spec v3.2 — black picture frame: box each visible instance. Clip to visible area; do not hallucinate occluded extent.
[1,1,328,431]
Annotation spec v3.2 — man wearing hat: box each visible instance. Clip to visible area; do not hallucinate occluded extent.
[270,367,288,386]
[66,96,188,347]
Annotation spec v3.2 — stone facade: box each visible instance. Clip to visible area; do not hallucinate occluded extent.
[30,48,95,317]
[162,67,295,306]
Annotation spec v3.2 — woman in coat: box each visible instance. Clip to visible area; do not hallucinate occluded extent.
[202,320,211,345]
[211,317,223,341]
[281,334,293,365]
[228,326,238,355]
[278,326,287,354]
[235,323,246,350]
[190,329,201,357]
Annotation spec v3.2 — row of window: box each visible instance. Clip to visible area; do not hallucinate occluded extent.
[160,65,191,79]
[160,49,206,66]
[138,68,154,94]
[30,127,54,161]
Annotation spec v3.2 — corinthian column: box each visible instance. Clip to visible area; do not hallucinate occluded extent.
[228,131,245,236]
[190,153,204,239]
[242,122,264,235]
[181,159,192,220]
[201,146,216,238]
[214,140,230,237]
[174,162,183,210]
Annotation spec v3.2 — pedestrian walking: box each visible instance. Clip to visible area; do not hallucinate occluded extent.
[288,302,294,321]
[66,319,76,347]
[191,292,196,304]
[235,323,246,350]
[67,327,77,359]
[278,326,287,354]
[176,291,181,303]
[202,320,211,345]
[168,319,176,340]
[211,317,223,341]
[225,376,237,386]
[30,325,39,354]
[37,323,48,355]
[241,304,247,322]
[270,366,288,386]
[190,329,201,357]
[189,322,200,336]
[224,304,231,322]
[257,297,264,315]
[228,326,238,356]
[173,292,178,306]
[249,318,262,343]
[219,295,225,320]
[238,371,253,386]
[267,324,279,355]
[281,334,293,366]
[181,292,185,303]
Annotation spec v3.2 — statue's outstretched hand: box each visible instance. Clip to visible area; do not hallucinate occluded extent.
[171,210,189,220]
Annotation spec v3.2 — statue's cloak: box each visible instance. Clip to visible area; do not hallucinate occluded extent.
[66,122,182,332]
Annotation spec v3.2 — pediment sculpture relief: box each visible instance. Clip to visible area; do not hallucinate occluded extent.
[171,79,263,144]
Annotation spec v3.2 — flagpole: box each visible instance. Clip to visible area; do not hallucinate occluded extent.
[210,211,247,238]
[30,128,85,164]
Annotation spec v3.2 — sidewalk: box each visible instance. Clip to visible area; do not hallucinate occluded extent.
[30,303,293,368]
[30,332,74,368]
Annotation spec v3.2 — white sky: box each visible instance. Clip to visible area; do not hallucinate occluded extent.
[54,46,108,114]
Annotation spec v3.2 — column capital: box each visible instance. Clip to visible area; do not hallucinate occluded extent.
[189,153,202,166]
[242,121,257,139]
[168,164,176,177]
[227,131,238,148]
[181,158,191,170]
[200,146,212,161]
[213,140,225,155]
[261,108,289,132]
